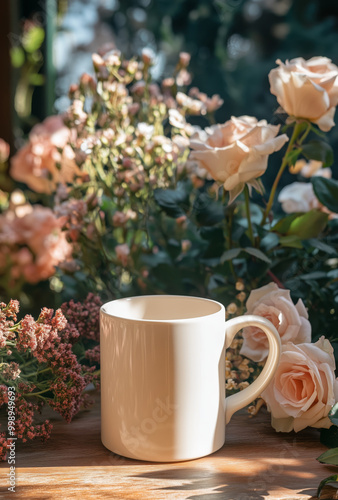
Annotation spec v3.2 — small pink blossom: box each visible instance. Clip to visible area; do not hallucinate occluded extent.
[115,243,130,266]
[179,52,191,67]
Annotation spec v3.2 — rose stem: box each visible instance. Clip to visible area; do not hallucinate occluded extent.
[267,269,285,289]
[224,204,237,280]
[261,122,303,227]
[244,184,255,246]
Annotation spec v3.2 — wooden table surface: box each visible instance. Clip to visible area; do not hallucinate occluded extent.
[1,392,337,500]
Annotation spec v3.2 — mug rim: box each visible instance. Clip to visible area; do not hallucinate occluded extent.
[100,294,225,323]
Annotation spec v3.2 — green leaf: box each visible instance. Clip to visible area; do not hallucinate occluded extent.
[302,140,334,168]
[192,192,224,226]
[329,404,338,426]
[22,26,45,53]
[273,211,328,239]
[220,247,271,264]
[272,214,300,234]
[317,475,338,499]
[279,235,303,249]
[317,448,338,465]
[320,426,338,448]
[312,177,338,213]
[328,269,338,279]
[154,182,190,218]
[260,232,280,252]
[243,247,271,263]
[300,271,328,281]
[310,124,325,138]
[285,148,302,166]
[10,46,25,68]
[141,250,171,268]
[220,248,241,263]
[307,238,337,255]
[287,210,329,239]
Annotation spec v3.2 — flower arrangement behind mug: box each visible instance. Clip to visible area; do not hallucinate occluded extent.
[4,49,224,299]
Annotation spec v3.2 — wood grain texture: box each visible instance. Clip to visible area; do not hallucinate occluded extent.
[0,392,336,500]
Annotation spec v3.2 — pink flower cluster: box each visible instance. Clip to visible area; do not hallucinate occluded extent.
[10,115,84,194]
[0,294,102,460]
[61,292,101,342]
[0,204,72,284]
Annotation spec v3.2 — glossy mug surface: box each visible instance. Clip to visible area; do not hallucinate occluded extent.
[100,295,281,462]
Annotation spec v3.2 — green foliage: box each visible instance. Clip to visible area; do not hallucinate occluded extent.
[11,21,45,123]
[317,407,338,499]
[318,448,338,465]
[192,191,225,226]
[154,181,191,218]
[302,140,334,168]
[22,26,45,53]
[287,211,329,239]
[312,177,338,213]
[272,210,329,239]
[329,403,338,426]
[10,47,25,68]
[316,475,338,499]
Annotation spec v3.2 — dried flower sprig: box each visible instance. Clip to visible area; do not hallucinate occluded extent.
[0,294,101,460]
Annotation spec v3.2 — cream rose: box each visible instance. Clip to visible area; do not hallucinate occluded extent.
[189,116,288,202]
[278,175,337,219]
[278,182,319,213]
[261,337,338,432]
[240,283,311,362]
[269,57,338,131]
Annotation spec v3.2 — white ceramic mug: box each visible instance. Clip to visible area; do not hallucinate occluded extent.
[100,295,281,462]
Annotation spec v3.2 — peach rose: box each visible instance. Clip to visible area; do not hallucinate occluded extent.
[189,116,288,202]
[10,115,82,194]
[240,283,311,362]
[0,205,72,283]
[269,57,338,131]
[261,337,338,432]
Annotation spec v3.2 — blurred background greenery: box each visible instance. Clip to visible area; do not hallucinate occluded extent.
[4,0,338,176]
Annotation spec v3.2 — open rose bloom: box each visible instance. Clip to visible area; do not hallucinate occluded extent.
[261,338,338,432]
[10,115,82,194]
[278,169,337,218]
[240,283,311,362]
[269,57,338,131]
[189,116,288,202]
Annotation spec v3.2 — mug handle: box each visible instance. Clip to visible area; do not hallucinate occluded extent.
[224,314,281,425]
